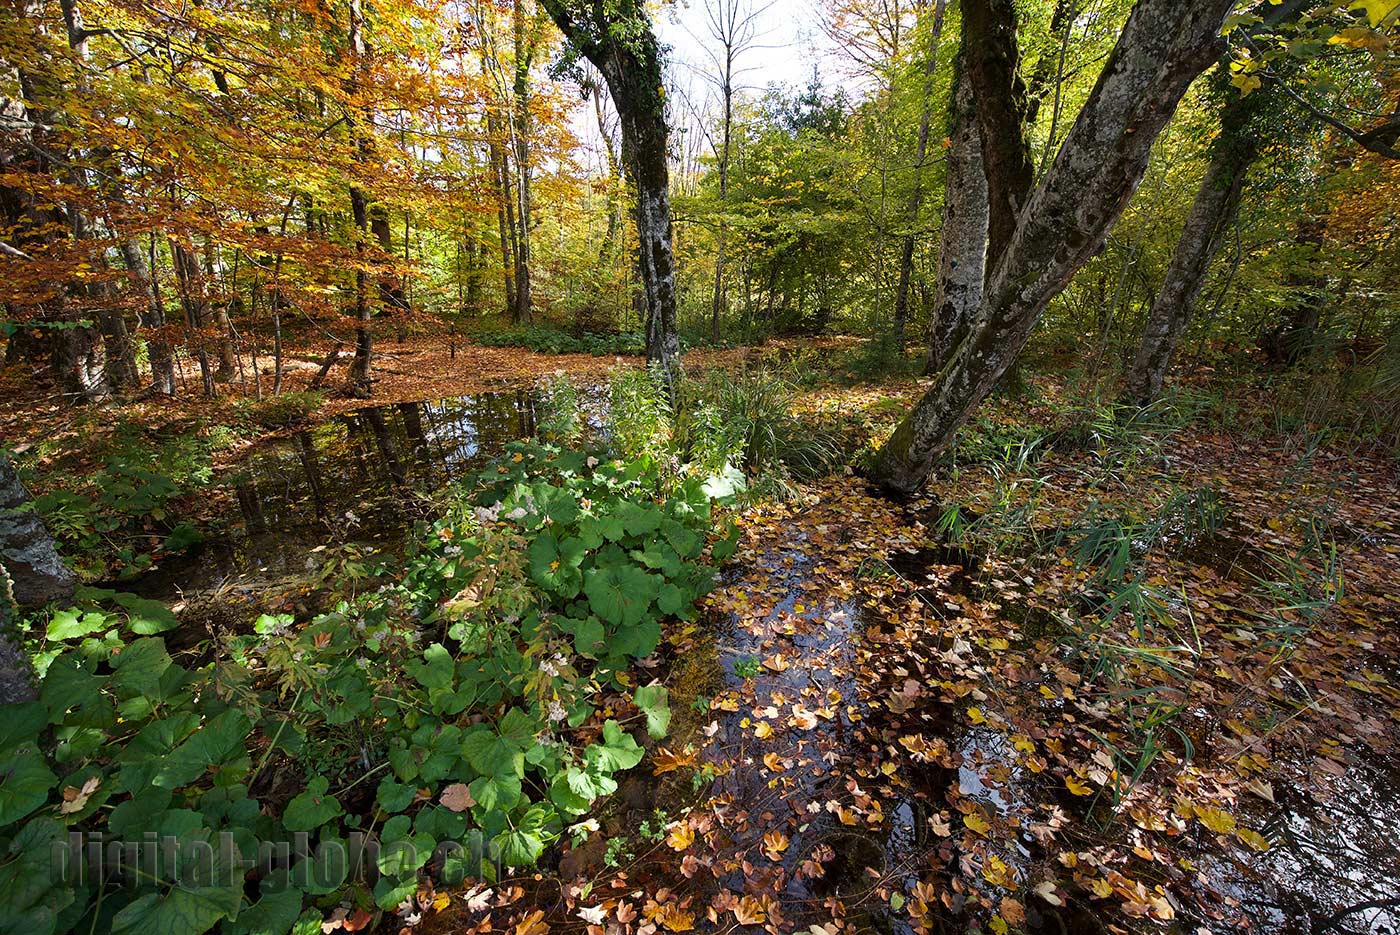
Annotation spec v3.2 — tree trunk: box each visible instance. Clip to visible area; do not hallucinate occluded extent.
[541,2,680,377]
[873,0,1232,494]
[171,240,217,397]
[962,0,1034,272]
[510,0,534,326]
[924,58,988,376]
[345,0,373,397]
[1123,137,1250,404]
[892,0,947,354]
[117,237,176,394]
[1,450,75,609]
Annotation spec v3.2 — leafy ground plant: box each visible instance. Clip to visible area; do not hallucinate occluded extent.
[0,441,737,935]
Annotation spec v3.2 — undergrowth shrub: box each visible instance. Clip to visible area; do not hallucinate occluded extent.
[23,424,218,579]
[241,392,325,429]
[675,367,840,489]
[0,442,738,935]
[474,326,644,357]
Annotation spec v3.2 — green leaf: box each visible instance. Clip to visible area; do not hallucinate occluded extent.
[0,702,47,756]
[152,709,251,789]
[112,593,182,635]
[701,464,747,502]
[586,720,644,773]
[0,818,71,932]
[46,608,111,642]
[110,877,243,935]
[558,616,606,657]
[461,727,525,779]
[376,775,416,814]
[468,774,521,813]
[110,637,173,698]
[614,501,662,537]
[282,777,343,832]
[527,532,586,597]
[407,643,455,691]
[0,747,57,826]
[227,883,302,935]
[633,685,671,739]
[583,564,660,628]
[656,582,689,616]
[497,708,537,749]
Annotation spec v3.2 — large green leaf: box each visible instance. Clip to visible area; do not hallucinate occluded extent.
[110,637,173,698]
[0,817,71,931]
[112,593,182,635]
[46,608,111,642]
[0,702,47,756]
[406,643,455,691]
[527,532,586,597]
[586,721,644,773]
[461,727,525,779]
[282,777,342,832]
[583,564,660,628]
[226,883,302,935]
[468,773,521,813]
[152,709,251,789]
[0,747,56,827]
[111,880,243,935]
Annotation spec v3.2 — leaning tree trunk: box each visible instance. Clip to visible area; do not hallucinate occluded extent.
[925,60,989,376]
[1123,138,1251,405]
[873,0,1234,493]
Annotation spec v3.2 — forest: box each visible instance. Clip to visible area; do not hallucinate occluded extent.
[1,0,1399,933]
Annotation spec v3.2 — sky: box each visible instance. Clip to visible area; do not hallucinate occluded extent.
[568,1,846,174]
[655,0,836,97]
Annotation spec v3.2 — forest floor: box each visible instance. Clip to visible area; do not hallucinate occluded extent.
[418,372,1400,935]
[0,333,855,464]
[5,336,1399,934]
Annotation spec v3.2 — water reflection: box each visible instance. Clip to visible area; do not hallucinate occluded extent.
[228,390,538,539]
[142,392,542,595]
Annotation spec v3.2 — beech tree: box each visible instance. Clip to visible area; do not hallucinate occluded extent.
[540,0,682,377]
[873,0,1237,493]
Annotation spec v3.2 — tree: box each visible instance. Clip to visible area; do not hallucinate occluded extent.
[873,0,1237,493]
[924,51,988,376]
[541,0,681,378]
[1123,69,1273,404]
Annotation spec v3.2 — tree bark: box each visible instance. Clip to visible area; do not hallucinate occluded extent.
[873,0,1233,494]
[509,0,535,325]
[962,0,1035,272]
[117,237,176,394]
[1,450,75,609]
[345,0,374,397]
[541,1,681,377]
[924,60,989,376]
[1123,134,1251,404]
